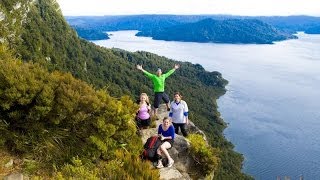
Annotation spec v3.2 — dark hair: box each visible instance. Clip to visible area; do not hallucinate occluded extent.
[174,92,182,97]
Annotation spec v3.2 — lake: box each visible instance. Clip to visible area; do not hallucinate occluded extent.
[93,31,320,179]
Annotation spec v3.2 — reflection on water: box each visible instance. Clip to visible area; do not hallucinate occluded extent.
[94,31,320,179]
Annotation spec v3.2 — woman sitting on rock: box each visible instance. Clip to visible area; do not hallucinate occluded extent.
[156,117,175,168]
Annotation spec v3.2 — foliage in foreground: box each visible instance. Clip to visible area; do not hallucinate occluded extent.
[188,134,220,178]
[55,151,158,179]
[0,47,157,178]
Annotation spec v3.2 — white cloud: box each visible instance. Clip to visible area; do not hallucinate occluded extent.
[56,0,320,16]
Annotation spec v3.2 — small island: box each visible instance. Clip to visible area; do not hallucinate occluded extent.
[136,18,297,44]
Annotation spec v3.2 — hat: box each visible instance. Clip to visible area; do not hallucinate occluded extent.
[157,68,162,72]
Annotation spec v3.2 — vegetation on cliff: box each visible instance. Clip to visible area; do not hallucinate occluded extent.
[0,45,158,178]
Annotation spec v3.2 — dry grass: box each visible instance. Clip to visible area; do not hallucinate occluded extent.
[150,116,157,128]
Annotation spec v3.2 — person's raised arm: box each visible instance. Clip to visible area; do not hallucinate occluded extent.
[164,64,180,78]
[137,64,154,78]
[136,64,144,71]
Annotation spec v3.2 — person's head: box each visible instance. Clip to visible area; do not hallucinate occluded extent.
[162,117,171,127]
[174,92,182,102]
[156,68,162,77]
[140,93,149,104]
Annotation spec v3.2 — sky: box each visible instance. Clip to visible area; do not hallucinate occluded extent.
[56,0,320,17]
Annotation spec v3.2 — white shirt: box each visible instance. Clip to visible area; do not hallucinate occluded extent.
[170,100,188,124]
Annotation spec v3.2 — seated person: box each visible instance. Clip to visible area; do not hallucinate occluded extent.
[156,117,175,168]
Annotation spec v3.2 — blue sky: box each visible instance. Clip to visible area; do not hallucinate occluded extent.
[57,0,320,16]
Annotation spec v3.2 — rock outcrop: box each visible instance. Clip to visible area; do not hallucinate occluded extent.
[140,104,209,180]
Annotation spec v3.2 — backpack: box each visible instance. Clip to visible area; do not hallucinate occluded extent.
[142,136,162,162]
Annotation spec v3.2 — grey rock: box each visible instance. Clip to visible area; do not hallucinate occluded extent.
[140,104,197,180]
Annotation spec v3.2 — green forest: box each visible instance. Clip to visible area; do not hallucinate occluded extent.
[136,18,297,44]
[71,26,109,40]
[0,0,252,179]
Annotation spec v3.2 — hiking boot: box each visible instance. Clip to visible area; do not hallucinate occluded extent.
[156,161,164,169]
[167,158,174,168]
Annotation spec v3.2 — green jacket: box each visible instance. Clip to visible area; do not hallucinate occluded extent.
[143,69,175,92]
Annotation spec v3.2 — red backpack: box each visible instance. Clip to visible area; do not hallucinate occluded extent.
[142,136,162,162]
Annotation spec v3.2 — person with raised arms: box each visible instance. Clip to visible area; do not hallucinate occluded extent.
[137,64,179,119]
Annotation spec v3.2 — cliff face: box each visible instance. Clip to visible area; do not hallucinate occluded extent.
[0,0,31,46]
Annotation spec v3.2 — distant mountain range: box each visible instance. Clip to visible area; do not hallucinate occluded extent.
[136,18,297,44]
[66,15,320,32]
[66,15,320,42]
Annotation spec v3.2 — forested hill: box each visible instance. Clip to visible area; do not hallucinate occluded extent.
[305,25,320,34]
[136,18,297,44]
[72,26,110,40]
[66,15,197,31]
[0,0,251,179]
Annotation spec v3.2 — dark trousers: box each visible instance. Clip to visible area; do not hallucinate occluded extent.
[154,92,170,108]
[173,123,188,137]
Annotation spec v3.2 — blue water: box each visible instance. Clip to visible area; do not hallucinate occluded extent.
[93,31,320,179]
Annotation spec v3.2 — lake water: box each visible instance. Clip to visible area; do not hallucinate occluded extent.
[93,31,320,179]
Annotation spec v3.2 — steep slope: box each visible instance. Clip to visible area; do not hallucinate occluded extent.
[1,0,251,179]
[137,18,297,44]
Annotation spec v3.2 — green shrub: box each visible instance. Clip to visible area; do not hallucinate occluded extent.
[23,159,41,175]
[55,157,99,180]
[0,49,155,177]
[55,151,158,179]
[188,134,220,176]
[99,150,159,179]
